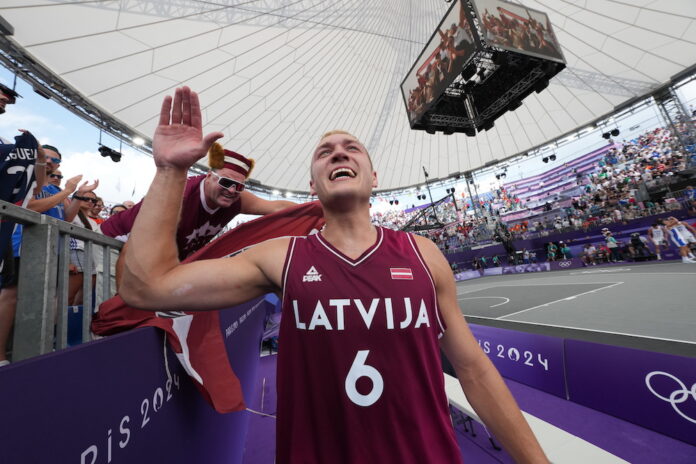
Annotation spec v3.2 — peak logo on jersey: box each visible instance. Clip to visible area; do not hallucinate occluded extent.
[390,268,413,280]
[303,266,322,282]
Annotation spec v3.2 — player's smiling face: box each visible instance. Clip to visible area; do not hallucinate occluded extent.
[309,134,377,203]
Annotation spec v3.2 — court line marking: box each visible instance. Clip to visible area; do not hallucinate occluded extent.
[497,282,624,320]
[456,282,618,295]
[465,316,696,345]
[573,272,696,276]
[458,296,510,308]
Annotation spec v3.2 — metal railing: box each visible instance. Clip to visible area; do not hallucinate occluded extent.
[0,199,123,361]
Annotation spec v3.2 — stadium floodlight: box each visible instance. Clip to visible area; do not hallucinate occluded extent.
[133,137,145,146]
[549,154,557,161]
[542,157,549,163]
[602,132,611,139]
[98,145,121,162]
[611,128,620,137]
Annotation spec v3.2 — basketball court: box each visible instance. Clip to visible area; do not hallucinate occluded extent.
[456,262,696,343]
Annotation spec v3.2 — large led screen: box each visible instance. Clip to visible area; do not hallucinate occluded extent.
[473,0,564,63]
[401,0,476,126]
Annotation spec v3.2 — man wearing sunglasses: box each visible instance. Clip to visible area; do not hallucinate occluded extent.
[101,147,295,266]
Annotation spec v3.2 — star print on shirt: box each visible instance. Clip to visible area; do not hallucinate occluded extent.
[185,221,224,245]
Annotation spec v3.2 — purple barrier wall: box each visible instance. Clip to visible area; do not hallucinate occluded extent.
[565,340,696,447]
[0,298,268,464]
[466,323,696,447]
[502,262,551,274]
[468,324,566,398]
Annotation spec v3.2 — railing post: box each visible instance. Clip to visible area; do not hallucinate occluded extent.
[13,219,59,360]
[82,240,93,342]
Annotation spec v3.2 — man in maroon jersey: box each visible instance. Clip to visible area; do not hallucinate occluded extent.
[121,87,548,463]
[101,145,295,283]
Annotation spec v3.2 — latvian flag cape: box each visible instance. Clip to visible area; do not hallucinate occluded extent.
[92,201,325,413]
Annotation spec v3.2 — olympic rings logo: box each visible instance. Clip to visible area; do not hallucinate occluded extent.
[645,371,696,424]
[558,260,573,268]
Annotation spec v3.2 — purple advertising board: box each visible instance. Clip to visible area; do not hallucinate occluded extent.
[454,269,483,281]
[565,340,696,447]
[0,298,268,464]
[482,267,503,276]
[468,324,566,398]
[549,258,582,270]
[502,262,550,274]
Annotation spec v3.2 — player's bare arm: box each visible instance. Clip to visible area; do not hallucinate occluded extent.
[413,235,549,463]
[239,190,296,215]
[120,86,285,312]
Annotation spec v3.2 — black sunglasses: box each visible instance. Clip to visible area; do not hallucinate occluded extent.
[49,173,63,179]
[74,195,98,204]
[211,171,245,192]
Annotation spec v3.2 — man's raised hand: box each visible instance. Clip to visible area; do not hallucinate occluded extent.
[153,86,224,170]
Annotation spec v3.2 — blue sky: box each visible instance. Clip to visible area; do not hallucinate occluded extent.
[0,66,155,205]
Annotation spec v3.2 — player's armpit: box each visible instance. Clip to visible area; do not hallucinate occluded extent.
[412,234,487,370]
[121,237,289,312]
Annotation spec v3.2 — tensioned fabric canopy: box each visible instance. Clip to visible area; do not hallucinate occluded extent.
[1,0,695,191]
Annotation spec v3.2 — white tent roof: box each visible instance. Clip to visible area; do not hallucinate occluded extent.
[2,0,695,191]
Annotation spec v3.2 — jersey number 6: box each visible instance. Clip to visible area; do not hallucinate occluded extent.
[345,350,384,407]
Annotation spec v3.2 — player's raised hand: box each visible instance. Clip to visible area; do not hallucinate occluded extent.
[153,86,224,170]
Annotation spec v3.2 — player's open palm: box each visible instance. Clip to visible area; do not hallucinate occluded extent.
[153,86,223,170]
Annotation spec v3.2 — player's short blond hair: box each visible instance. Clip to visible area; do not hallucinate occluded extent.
[319,130,357,141]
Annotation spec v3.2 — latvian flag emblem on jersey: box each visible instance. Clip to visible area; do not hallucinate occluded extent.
[390,268,413,280]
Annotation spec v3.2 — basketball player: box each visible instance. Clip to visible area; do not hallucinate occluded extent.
[121,87,548,463]
[664,216,696,263]
[646,220,668,260]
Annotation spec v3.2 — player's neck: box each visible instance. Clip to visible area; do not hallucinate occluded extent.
[321,213,377,260]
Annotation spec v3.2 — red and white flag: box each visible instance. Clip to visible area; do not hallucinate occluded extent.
[390,267,413,280]
[92,201,325,413]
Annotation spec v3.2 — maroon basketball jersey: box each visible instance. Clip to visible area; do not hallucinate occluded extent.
[278,226,462,463]
[101,175,242,260]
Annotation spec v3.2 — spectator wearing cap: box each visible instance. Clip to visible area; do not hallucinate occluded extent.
[101,144,296,284]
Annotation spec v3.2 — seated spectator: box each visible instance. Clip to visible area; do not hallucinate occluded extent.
[581,244,596,266]
[522,249,530,264]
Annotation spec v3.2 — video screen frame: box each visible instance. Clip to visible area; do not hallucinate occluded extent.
[471,0,565,64]
[400,0,478,126]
